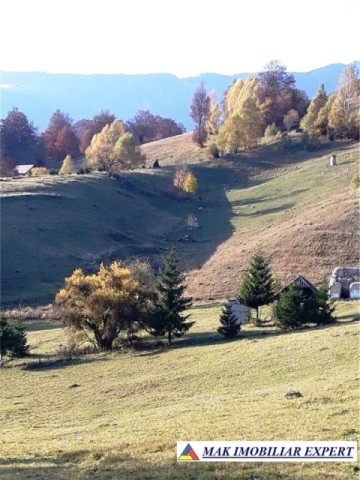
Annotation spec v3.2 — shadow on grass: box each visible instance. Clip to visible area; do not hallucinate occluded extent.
[168,318,360,350]
[1,139,357,309]
[336,313,360,321]
[22,354,111,371]
[231,190,308,207]
[25,321,62,332]
[231,140,357,173]
[234,203,295,217]
[0,451,349,480]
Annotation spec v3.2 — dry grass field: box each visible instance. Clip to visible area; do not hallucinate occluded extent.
[186,141,359,300]
[1,134,359,478]
[1,137,359,306]
[141,132,210,166]
[1,301,359,479]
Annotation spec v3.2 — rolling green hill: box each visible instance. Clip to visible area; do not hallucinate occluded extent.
[0,138,359,306]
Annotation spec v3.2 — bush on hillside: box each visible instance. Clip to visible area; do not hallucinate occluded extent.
[349,174,360,190]
[77,167,91,175]
[182,172,198,195]
[30,167,49,176]
[207,142,220,158]
[276,133,293,151]
[0,315,29,361]
[173,166,198,195]
[264,123,277,138]
[300,130,320,151]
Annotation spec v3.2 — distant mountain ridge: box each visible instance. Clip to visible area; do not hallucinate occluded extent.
[0,64,350,131]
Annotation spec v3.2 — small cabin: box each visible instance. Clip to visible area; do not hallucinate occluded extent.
[274,275,319,300]
[14,164,35,176]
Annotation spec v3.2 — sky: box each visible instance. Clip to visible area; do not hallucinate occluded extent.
[0,0,359,77]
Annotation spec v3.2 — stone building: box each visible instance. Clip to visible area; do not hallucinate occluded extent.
[329,267,360,300]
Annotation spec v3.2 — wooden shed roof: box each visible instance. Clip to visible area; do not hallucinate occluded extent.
[15,164,34,175]
[275,275,319,298]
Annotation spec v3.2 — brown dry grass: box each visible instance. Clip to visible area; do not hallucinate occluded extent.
[141,132,210,166]
[185,143,360,300]
[1,302,359,479]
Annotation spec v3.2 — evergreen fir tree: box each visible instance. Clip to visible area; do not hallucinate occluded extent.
[148,248,194,345]
[238,254,274,325]
[217,302,241,338]
[0,315,29,362]
[274,285,306,331]
[309,283,335,325]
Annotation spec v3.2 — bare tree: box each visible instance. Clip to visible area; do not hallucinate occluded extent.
[190,80,210,146]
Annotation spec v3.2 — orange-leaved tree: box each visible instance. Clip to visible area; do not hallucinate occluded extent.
[55,262,152,350]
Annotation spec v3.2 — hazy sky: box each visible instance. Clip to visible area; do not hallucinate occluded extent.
[1,0,359,77]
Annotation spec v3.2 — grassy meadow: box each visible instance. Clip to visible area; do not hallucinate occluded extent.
[1,135,359,478]
[1,302,359,479]
[1,138,359,306]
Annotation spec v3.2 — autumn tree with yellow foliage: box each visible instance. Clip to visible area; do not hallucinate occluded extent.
[173,165,198,195]
[328,64,359,139]
[59,154,75,175]
[300,84,327,135]
[206,91,221,135]
[182,172,198,195]
[85,119,145,174]
[55,262,152,350]
[217,77,263,153]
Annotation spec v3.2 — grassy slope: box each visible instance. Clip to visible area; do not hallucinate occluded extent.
[1,138,359,306]
[141,132,210,166]
[187,142,360,299]
[1,302,359,479]
[0,170,227,305]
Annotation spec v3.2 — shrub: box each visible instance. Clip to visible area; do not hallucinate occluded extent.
[77,167,91,175]
[0,315,29,360]
[349,174,360,190]
[276,133,293,151]
[173,164,189,190]
[300,130,320,151]
[264,123,277,138]
[207,142,219,158]
[182,172,198,195]
[30,167,49,176]
[173,166,198,195]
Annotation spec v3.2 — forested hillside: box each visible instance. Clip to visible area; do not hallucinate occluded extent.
[0,64,349,131]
